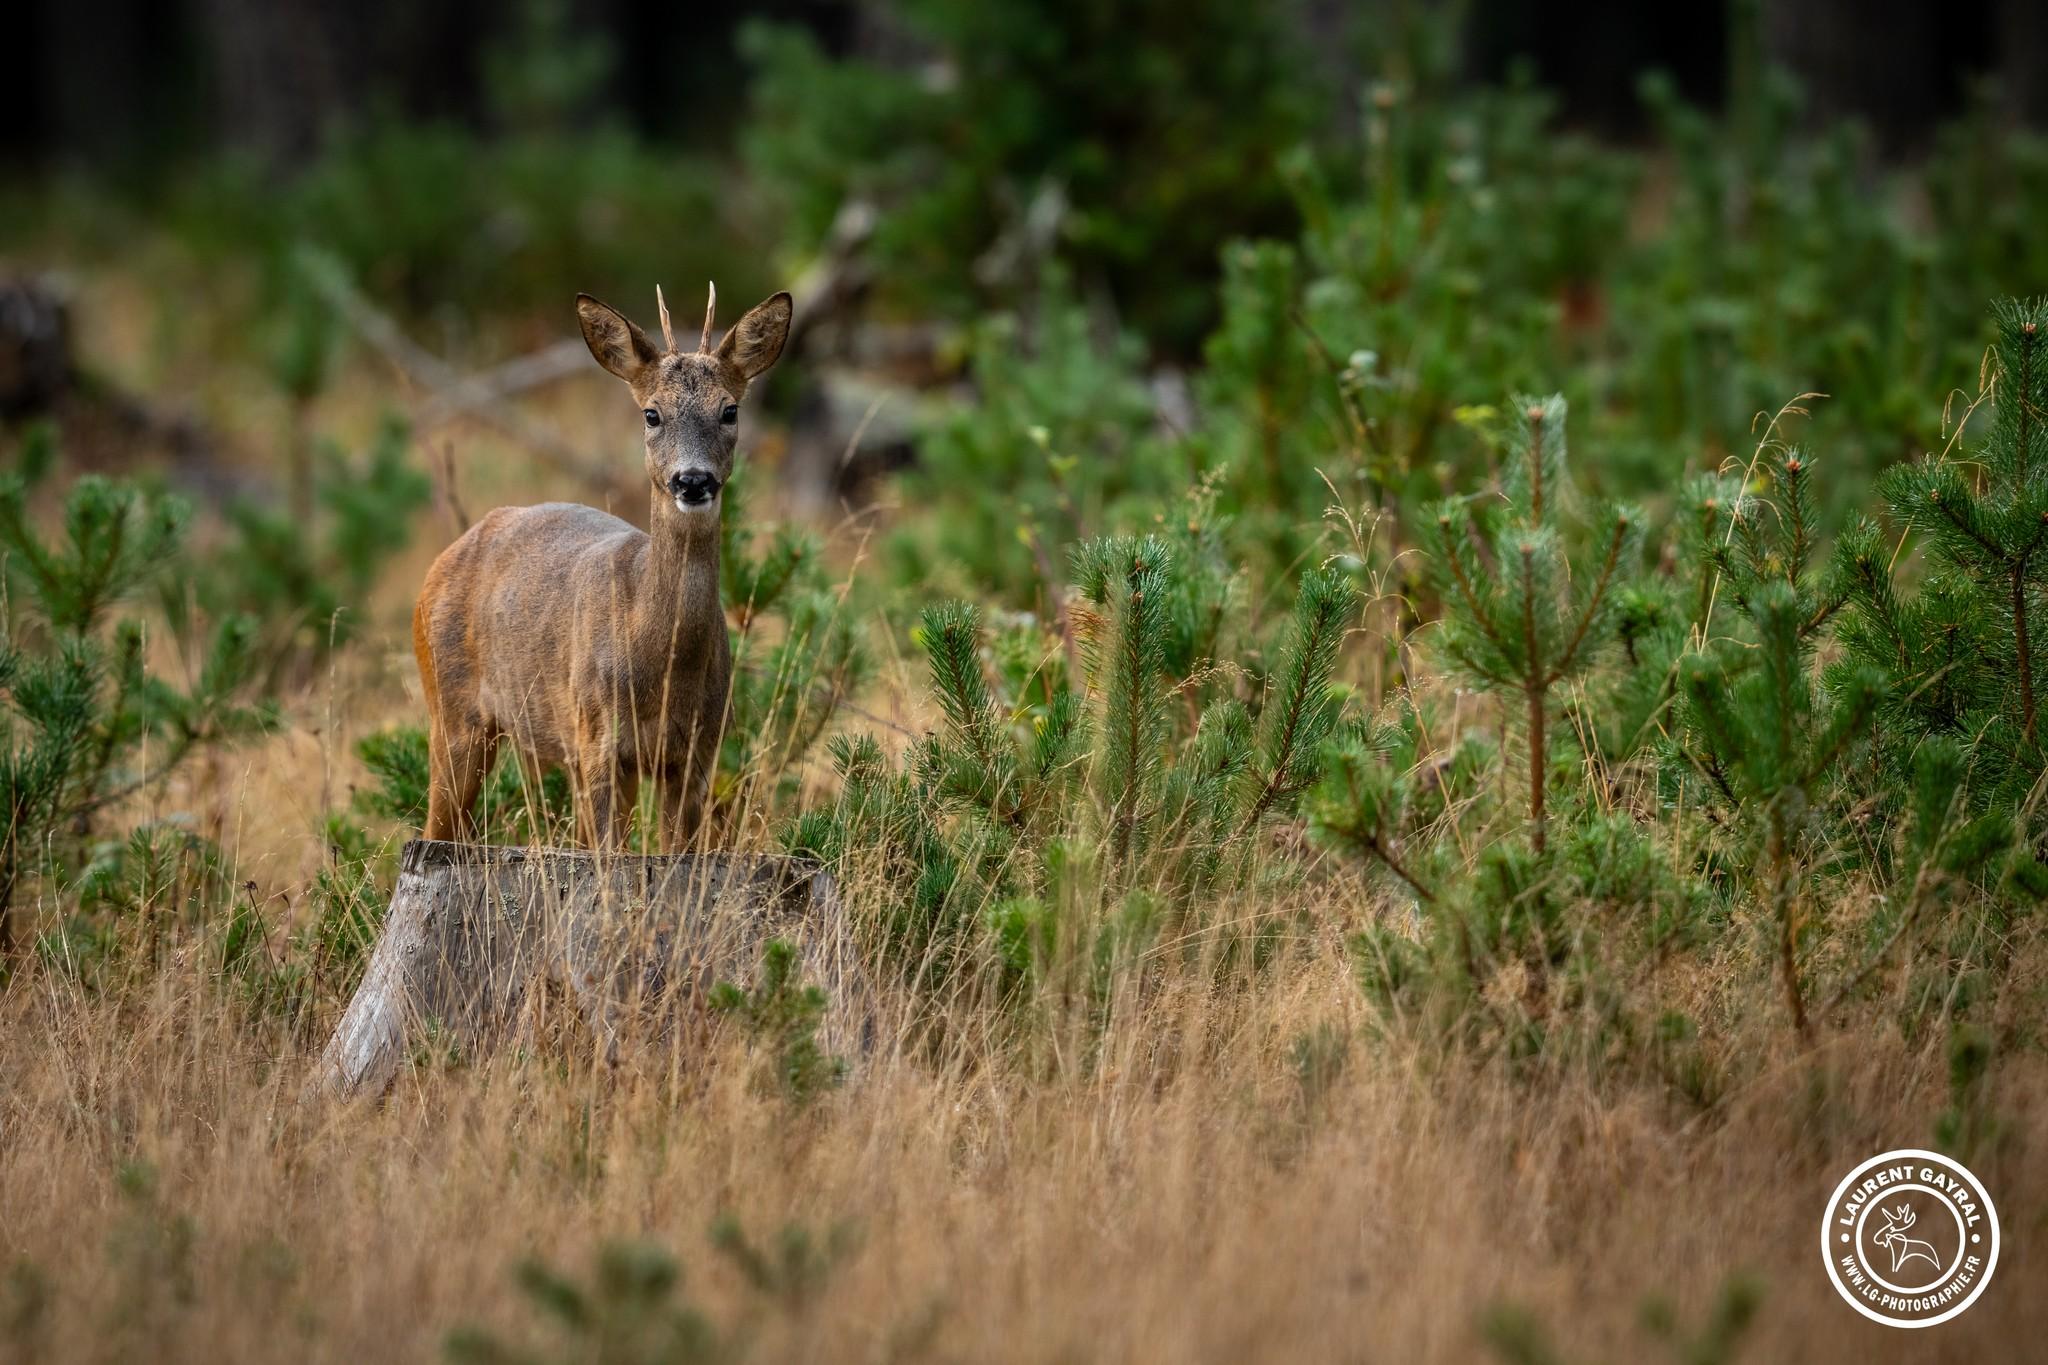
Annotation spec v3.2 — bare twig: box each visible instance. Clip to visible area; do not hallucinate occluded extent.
[434,441,471,538]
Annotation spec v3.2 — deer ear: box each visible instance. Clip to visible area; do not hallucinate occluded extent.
[577,294,660,386]
[717,291,793,384]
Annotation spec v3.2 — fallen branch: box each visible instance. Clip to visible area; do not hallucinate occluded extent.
[298,250,616,492]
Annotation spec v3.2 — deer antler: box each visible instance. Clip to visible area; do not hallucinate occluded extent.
[1893,1205,1915,1231]
[655,285,676,353]
[699,281,717,352]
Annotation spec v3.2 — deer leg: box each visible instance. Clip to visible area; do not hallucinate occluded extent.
[425,722,496,843]
[508,749,555,837]
[658,764,709,854]
[575,745,639,851]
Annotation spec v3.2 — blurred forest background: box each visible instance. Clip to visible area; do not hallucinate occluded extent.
[9,0,2048,511]
[10,0,2048,535]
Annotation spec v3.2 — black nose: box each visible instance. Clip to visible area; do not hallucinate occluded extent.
[669,469,720,505]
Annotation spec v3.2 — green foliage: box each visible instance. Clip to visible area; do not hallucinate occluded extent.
[0,470,273,958]
[741,0,1315,347]
[791,530,1356,1012]
[1309,698,1488,905]
[1427,395,1642,853]
[305,816,392,998]
[1676,584,1876,1034]
[708,1214,860,1317]
[446,1241,727,1365]
[1336,309,2047,1058]
[710,940,848,1105]
[891,281,1175,605]
[719,474,871,810]
[1933,1021,1999,1155]
[352,725,573,845]
[1839,298,2048,816]
[447,1216,859,1365]
[1229,78,1634,518]
[194,413,431,665]
[0,474,184,635]
[140,0,761,332]
[268,249,340,405]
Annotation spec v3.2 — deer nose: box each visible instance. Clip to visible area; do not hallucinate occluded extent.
[669,469,720,505]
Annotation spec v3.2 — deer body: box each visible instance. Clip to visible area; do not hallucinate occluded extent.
[413,287,791,848]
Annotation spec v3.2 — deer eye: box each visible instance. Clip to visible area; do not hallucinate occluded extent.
[720,403,739,426]
[643,408,661,428]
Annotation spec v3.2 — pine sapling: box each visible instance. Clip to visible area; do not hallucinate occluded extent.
[1428,394,1641,852]
[1234,564,1358,838]
[1679,581,1878,1034]
[1837,297,2048,808]
[1307,712,1440,903]
[1072,535,1173,867]
[1,473,274,958]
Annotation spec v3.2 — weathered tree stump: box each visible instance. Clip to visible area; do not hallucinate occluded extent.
[309,840,870,1101]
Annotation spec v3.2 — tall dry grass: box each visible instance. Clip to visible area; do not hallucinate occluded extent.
[4,895,2043,1363]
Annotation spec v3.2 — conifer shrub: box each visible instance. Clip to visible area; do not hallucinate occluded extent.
[194,414,431,672]
[710,939,848,1105]
[445,1240,728,1365]
[1327,321,2048,1060]
[1425,394,1642,854]
[1838,297,2048,815]
[789,529,1357,1010]
[739,0,1315,347]
[1307,695,1492,907]
[0,462,274,962]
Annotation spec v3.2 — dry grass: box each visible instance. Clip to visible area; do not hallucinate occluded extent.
[4,916,2045,1363]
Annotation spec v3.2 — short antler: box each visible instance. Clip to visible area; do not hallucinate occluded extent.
[699,281,717,352]
[1894,1205,1915,1231]
[655,285,676,353]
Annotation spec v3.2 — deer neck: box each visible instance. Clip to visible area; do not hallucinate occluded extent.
[631,493,725,668]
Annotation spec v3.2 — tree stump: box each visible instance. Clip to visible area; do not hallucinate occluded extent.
[309,840,871,1101]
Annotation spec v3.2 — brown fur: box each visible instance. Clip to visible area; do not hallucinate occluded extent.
[412,288,793,848]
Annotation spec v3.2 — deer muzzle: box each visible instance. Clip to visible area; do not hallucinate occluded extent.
[668,468,721,509]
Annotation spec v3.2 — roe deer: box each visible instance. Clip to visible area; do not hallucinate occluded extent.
[412,284,793,849]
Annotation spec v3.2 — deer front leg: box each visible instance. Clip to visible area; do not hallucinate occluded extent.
[425,722,497,843]
[574,743,640,851]
[658,763,710,853]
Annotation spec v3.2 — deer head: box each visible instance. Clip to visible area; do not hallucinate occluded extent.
[575,284,793,515]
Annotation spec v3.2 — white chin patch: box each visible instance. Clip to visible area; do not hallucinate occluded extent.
[674,495,717,514]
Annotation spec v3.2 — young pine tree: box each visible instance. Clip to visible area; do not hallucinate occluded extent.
[1678,580,1877,1035]
[1427,395,1641,853]
[1836,297,2048,811]
[1658,448,1877,1034]
[0,471,273,958]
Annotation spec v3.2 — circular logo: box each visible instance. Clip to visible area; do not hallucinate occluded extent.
[1821,1149,1999,1327]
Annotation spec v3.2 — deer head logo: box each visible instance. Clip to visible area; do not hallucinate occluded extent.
[1871,1204,1941,1276]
